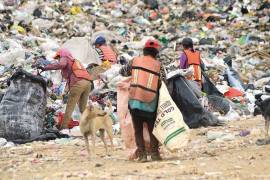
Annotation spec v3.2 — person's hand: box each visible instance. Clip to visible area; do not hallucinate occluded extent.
[62,93,69,104]
[37,66,45,71]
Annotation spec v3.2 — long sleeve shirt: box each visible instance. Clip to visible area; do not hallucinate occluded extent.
[43,58,82,87]
[179,53,189,69]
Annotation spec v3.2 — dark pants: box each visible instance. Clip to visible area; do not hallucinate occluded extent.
[129,108,159,155]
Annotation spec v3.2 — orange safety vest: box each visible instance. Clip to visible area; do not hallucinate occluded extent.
[184,50,202,82]
[129,56,161,103]
[99,45,117,64]
[70,59,92,81]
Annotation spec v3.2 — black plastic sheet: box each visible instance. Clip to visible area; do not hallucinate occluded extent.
[202,70,224,97]
[167,75,223,128]
[0,70,47,141]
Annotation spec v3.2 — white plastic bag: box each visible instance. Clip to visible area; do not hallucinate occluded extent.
[100,64,122,82]
[62,37,101,65]
[32,19,55,31]
[0,48,25,65]
[153,82,189,152]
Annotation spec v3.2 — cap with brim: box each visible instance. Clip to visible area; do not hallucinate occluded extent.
[144,39,160,50]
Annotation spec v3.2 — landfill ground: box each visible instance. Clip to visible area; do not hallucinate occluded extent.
[1,116,270,180]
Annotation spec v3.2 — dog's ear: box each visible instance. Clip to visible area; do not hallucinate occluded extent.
[255,100,261,107]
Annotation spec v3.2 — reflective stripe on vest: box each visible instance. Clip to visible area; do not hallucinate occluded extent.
[99,45,117,63]
[129,56,161,103]
[184,50,202,82]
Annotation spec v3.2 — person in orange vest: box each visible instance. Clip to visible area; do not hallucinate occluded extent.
[119,39,165,162]
[38,48,92,130]
[179,38,204,87]
[94,36,117,64]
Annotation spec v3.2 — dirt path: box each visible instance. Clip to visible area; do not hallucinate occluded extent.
[1,116,270,179]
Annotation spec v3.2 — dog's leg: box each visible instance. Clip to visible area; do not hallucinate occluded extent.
[84,135,90,156]
[107,128,114,152]
[100,129,108,155]
[265,117,270,140]
[91,132,96,156]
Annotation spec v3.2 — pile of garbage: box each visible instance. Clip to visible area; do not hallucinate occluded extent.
[0,0,269,143]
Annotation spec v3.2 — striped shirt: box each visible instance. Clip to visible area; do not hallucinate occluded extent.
[95,48,105,61]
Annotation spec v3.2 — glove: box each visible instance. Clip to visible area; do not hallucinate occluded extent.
[37,66,45,71]
[62,93,69,104]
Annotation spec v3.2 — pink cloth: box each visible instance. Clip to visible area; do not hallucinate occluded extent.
[117,78,150,160]
[44,48,83,87]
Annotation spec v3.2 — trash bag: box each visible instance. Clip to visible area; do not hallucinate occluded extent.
[143,0,159,9]
[0,92,4,102]
[199,38,214,45]
[153,82,189,152]
[266,86,270,93]
[225,67,245,91]
[202,70,223,97]
[0,47,25,65]
[258,1,270,11]
[62,37,101,65]
[186,80,202,99]
[224,87,244,99]
[167,75,223,128]
[12,129,69,144]
[100,64,122,82]
[0,69,47,141]
[207,95,231,115]
[33,8,42,18]
[223,56,232,67]
[181,11,196,19]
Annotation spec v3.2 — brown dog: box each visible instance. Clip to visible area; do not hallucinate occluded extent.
[80,101,114,156]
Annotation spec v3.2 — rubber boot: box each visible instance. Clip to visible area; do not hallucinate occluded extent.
[138,151,147,163]
[151,152,162,161]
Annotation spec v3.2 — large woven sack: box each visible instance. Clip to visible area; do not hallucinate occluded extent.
[153,82,189,152]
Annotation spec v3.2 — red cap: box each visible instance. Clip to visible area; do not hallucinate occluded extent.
[144,39,160,50]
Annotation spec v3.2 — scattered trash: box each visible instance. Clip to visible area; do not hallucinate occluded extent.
[0,1,269,174]
[239,130,250,137]
[0,138,7,146]
[95,163,104,167]
[207,131,235,141]
[256,139,270,146]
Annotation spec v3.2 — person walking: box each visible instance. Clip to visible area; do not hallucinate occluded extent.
[120,39,165,162]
